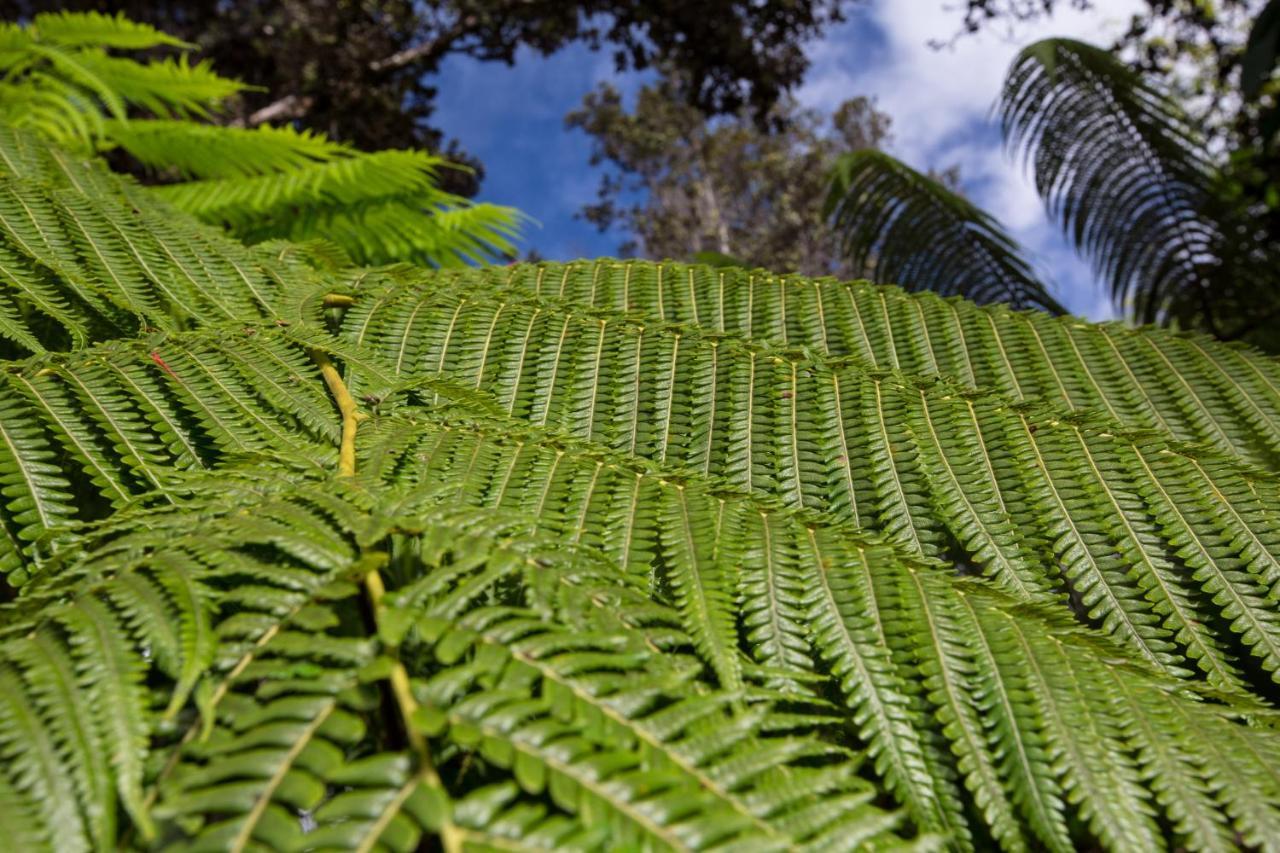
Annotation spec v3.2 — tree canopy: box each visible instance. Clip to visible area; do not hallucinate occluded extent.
[13,0,855,195]
[569,71,894,277]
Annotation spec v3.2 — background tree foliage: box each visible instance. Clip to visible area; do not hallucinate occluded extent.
[568,71,895,276]
[7,0,855,196]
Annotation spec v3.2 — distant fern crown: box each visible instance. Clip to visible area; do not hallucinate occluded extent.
[2,24,1280,853]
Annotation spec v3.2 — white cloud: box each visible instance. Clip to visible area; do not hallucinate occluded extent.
[799,0,1145,318]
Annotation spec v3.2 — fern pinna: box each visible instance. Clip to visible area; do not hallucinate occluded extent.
[1,109,1279,852]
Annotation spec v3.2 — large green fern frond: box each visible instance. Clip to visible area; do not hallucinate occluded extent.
[1,122,1279,852]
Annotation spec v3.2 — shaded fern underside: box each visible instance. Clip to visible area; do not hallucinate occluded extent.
[0,127,1278,852]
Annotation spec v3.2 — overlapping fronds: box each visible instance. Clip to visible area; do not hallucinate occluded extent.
[0,13,524,267]
[826,150,1064,313]
[154,149,524,267]
[0,126,296,354]
[0,15,239,148]
[329,266,1280,693]
[1,127,1279,852]
[998,38,1222,327]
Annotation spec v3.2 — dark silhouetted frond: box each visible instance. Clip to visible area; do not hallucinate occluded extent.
[998,38,1221,328]
[826,150,1064,313]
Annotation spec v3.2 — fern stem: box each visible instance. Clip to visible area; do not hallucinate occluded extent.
[363,567,429,760]
[309,346,460,852]
[309,348,366,476]
[323,293,355,308]
[362,561,461,852]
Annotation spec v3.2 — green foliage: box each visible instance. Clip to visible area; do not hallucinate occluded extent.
[0,12,238,144]
[14,0,853,182]
[0,12,521,267]
[1,118,1279,852]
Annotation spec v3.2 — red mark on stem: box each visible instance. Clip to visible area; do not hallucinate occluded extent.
[150,350,180,381]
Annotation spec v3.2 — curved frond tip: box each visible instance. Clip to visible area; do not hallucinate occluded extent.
[826,150,1064,313]
[998,38,1219,327]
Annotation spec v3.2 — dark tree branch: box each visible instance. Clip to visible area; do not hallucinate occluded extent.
[368,17,476,74]
[234,94,315,127]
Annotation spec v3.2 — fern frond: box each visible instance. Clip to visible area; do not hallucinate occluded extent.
[0,143,306,348]
[52,50,240,120]
[998,39,1219,327]
[103,120,346,180]
[343,409,1280,851]
[30,11,192,51]
[11,473,905,852]
[154,150,524,266]
[478,260,1280,468]
[826,150,1064,313]
[0,382,75,582]
[0,75,106,149]
[0,21,240,155]
[0,550,215,846]
[412,608,909,851]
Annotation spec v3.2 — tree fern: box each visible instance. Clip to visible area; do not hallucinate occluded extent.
[827,35,1280,351]
[826,150,1064,313]
[1,104,1279,853]
[996,38,1253,334]
[0,14,522,267]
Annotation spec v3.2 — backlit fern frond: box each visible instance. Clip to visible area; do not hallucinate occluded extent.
[0,21,239,149]
[154,150,524,267]
[101,120,346,180]
[25,11,191,51]
[0,16,525,267]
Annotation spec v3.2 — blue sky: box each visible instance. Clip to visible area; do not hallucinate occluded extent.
[433,1,1144,319]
